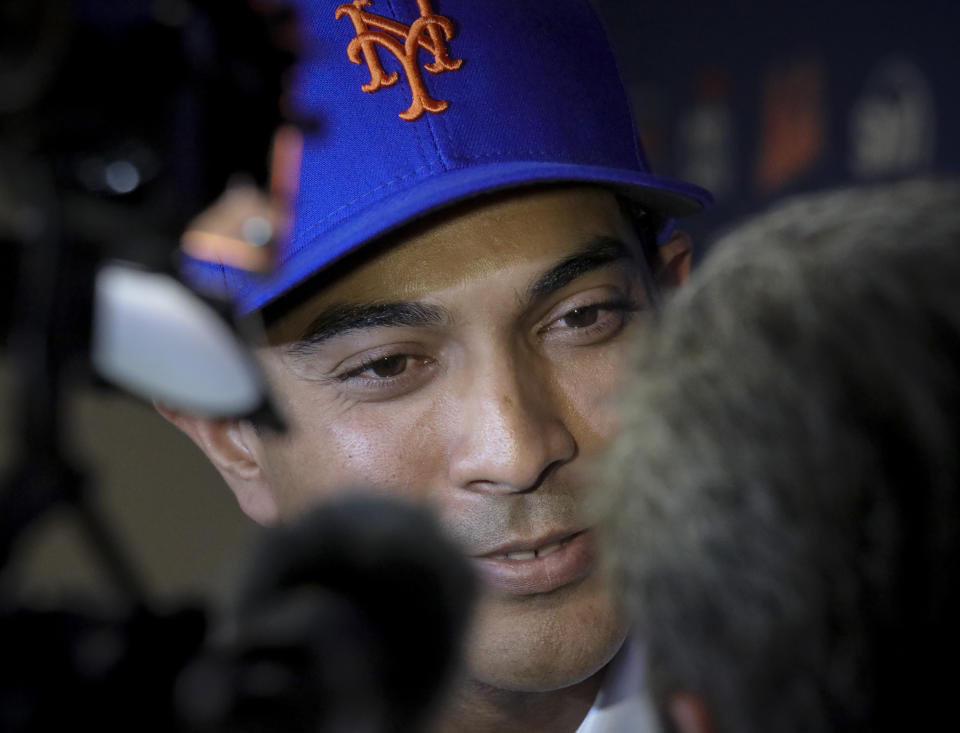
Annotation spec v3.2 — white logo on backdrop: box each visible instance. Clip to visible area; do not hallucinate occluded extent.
[850,57,936,178]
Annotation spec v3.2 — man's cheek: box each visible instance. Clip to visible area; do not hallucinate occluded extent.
[558,362,624,451]
[592,374,626,445]
[283,421,443,510]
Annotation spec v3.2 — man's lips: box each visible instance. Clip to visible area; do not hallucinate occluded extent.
[477,529,585,560]
[470,530,595,596]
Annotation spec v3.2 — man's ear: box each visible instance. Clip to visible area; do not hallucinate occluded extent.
[668,691,716,733]
[155,403,280,525]
[657,230,693,289]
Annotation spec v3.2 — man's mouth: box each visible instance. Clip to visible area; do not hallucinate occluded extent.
[486,532,582,561]
[472,530,594,596]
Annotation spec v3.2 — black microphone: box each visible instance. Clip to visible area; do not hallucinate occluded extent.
[175,494,478,733]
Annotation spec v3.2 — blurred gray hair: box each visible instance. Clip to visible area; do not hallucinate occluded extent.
[598,178,960,733]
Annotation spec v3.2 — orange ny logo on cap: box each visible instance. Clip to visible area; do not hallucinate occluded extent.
[335,0,463,121]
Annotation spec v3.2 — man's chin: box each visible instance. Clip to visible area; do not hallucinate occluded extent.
[467,630,627,694]
[462,582,629,693]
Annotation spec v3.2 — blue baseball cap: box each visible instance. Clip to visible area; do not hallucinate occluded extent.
[183,0,712,315]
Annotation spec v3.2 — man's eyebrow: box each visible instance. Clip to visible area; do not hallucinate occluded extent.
[289,301,447,349]
[286,236,634,349]
[527,235,634,300]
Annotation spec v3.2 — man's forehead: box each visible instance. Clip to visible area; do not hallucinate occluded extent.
[266,186,632,342]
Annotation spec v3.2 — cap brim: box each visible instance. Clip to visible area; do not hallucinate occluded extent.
[186,162,712,314]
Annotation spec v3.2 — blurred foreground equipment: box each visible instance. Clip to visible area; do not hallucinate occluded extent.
[0,0,298,613]
[2,495,476,733]
[0,3,476,731]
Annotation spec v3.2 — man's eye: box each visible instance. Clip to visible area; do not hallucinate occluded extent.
[356,354,409,379]
[330,350,438,401]
[541,296,643,345]
[561,305,601,328]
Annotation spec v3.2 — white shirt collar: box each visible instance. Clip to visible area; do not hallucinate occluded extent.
[575,639,660,733]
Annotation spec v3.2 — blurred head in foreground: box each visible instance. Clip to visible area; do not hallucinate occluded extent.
[598,179,960,733]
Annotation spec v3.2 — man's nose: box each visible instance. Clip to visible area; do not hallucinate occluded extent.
[447,354,577,494]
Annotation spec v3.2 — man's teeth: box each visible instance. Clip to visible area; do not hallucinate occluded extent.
[494,539,568,561]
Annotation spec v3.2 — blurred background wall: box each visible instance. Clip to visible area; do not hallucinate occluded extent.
[0,357,256,612]
[593,0,960,257]
[3,0,958,614]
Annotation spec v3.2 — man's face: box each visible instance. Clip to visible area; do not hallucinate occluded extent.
[240,186,651,692]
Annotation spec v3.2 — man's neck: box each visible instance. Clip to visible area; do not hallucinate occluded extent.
[427,667,607,733]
